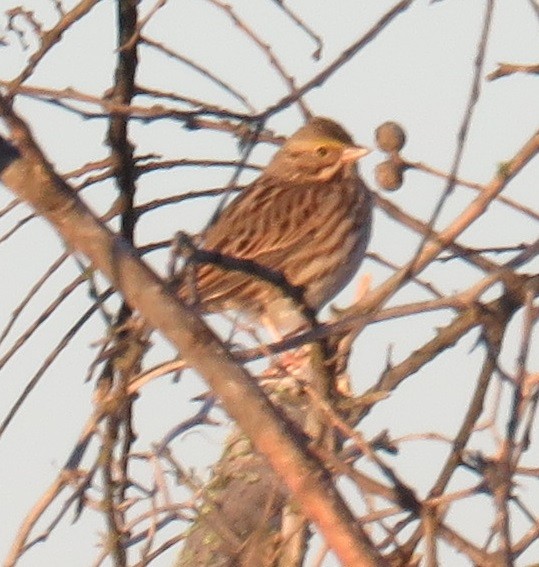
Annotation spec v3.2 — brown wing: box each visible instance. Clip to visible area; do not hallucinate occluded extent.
[180,172,371,311]
[205,177,326,259]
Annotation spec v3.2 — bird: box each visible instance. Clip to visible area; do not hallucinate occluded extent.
[177,117,373,335]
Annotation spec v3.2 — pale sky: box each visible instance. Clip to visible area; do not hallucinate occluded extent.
[1,1,538,566]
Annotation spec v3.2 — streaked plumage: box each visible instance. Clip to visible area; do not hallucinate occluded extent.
[178,117,373,332]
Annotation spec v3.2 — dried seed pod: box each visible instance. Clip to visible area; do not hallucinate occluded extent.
[375,121,406,153]
[375,159,404,191]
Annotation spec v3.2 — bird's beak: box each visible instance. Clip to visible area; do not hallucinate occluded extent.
[341,145,371,163]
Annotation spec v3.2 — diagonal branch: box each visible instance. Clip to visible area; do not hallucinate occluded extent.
[0,96,386,567]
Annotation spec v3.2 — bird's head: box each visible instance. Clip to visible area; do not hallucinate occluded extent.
[265,117,370,183]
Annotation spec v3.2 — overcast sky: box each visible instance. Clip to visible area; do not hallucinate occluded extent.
[1,1,538,565]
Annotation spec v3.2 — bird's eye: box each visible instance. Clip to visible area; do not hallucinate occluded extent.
[316,145,329,157]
